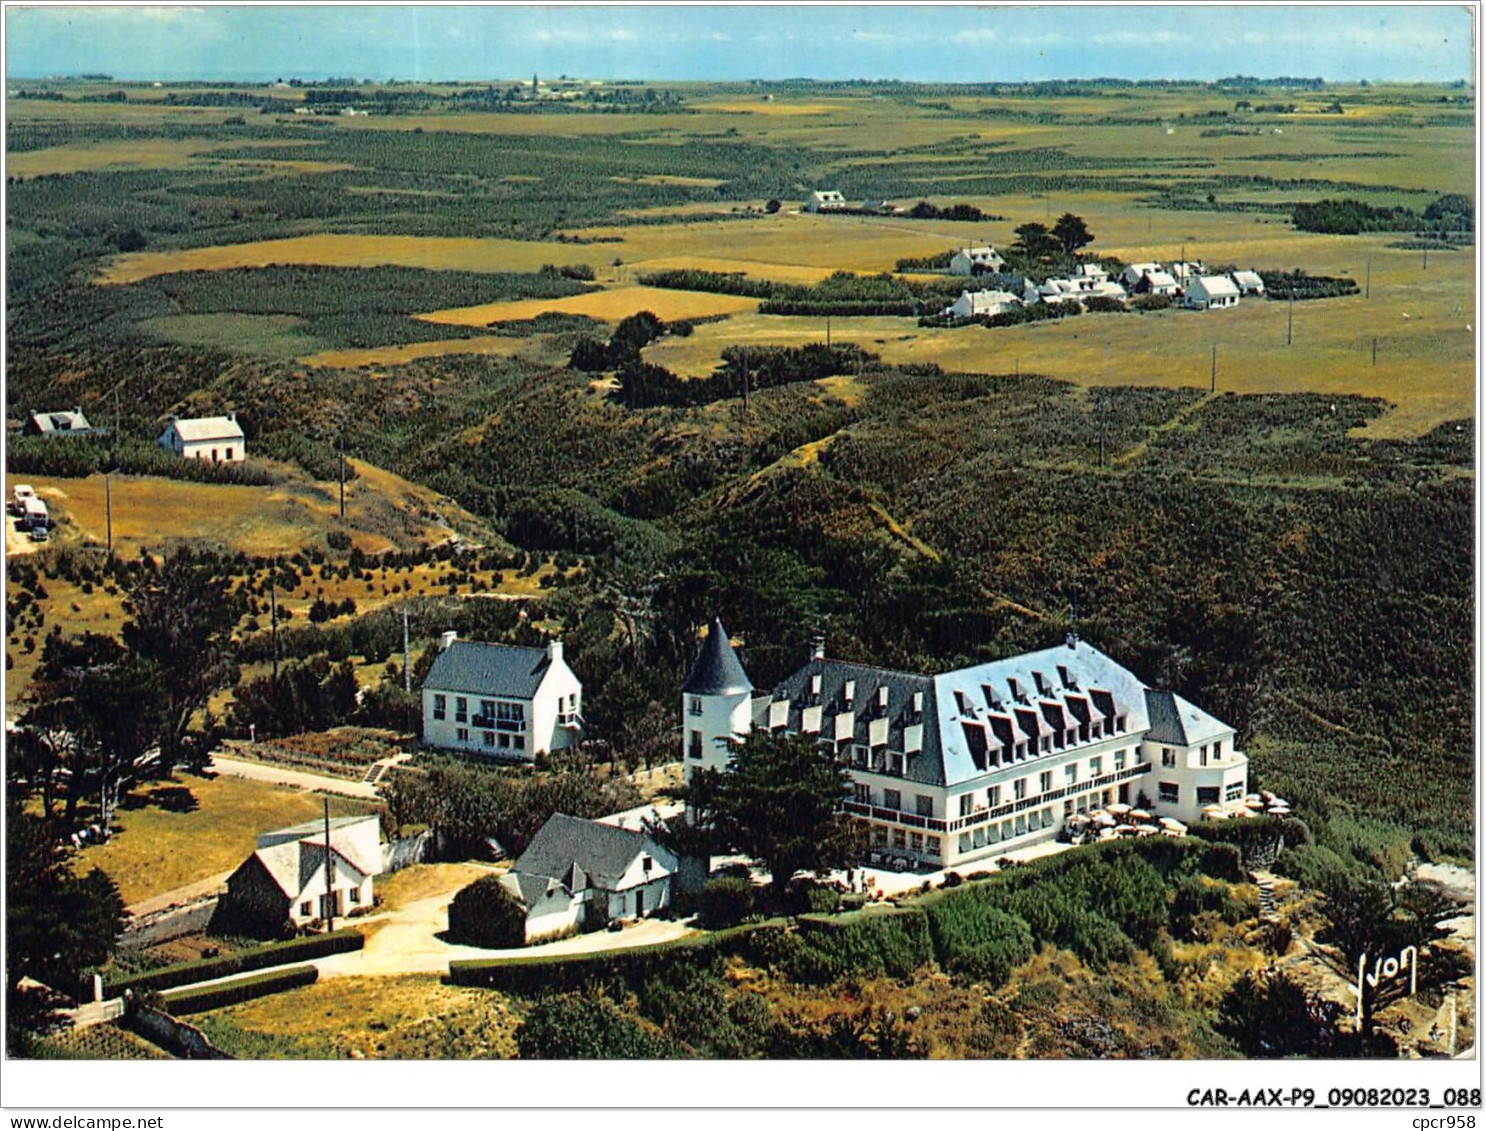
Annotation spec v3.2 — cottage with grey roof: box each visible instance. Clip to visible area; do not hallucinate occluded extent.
[499,813,677,942]
[680,625,1247,872]
[219,814,382,935]
[22,407,94,438]
[158,412,245,463]
[420,631,581,760]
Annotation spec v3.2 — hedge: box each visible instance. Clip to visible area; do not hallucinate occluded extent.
[447,920,784,995]
[785,908,934,984]
[161,964,319,1015]
[103,928,363,998]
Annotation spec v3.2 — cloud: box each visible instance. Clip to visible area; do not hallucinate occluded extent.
[1091,29,1192,46]
[950,28,999,44]
[527,26,637,44]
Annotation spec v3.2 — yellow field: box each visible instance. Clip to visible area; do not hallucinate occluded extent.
[7,137,331,178]
[420,284,762,328]
[6,459,482,558]
[300,335,535,369]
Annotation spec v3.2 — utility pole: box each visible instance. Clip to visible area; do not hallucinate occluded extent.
[1372,337,1378,367]
[268,558,279,681]
[338,435,346,520]
[825,314,832,349]
[323,796,335,933]
[1422,245,1428,272]
[402,603,411,693]
[740,349,749,415]
[104,471,113,557]
[1210,342,1217,393]
[1365,259,1371,299]
[1287,294,1294,346]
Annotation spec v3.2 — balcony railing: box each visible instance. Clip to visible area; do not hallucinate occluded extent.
[843,800,947,833]
[947,762,1152,832]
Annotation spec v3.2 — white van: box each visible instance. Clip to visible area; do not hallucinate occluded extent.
[20,496,49,531]
[9,484,36,517]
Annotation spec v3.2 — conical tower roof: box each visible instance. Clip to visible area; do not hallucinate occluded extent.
[681,618,753,696]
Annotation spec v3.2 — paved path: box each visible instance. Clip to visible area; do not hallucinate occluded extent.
[210,753,382,800]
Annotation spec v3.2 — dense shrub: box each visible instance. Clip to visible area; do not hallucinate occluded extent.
[925,897,1034,986]
[6,435,277,486]
[783,909,933,985]
[516,992,680,1058]
[698,876,756,929]
[103,928,363,997]
[446,875,527,949]
[161,964,318,1015]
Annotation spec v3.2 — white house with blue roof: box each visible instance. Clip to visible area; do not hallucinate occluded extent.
[680,624,1247,871]
[421,632,582,760]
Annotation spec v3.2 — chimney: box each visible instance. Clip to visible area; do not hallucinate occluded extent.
[441,630,458,651]
[811,635,826,662]
[226,411,236,422]
[547,639,563,666]
[1066,631,1079,650]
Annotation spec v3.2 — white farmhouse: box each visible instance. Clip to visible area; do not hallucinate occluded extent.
[949,246,1007,276]
[681,627,1248,871]
[1186,275,1241,310]
[22,408,94,438]
[1231,270,1266,296]
[500,813,677,942]
[158,413,245,463]
[944,289,1021,320]
[804,190,847,213]
[421,633,581,760]
[1120,263,1163,287]
[220,814,382,933]
[1134,270,1179,297]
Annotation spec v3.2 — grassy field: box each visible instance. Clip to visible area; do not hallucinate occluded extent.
[421,283,762,328]
[74,772,375,907]
[5,460,483,558]
[192,973,520,1059]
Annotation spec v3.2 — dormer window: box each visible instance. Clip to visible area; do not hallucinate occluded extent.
[642,855,653,874]
[843,680,856,707]
[1032,672,1048,696]
[810,673,823,698]
[911,690,924,718]
[875,685,889,712]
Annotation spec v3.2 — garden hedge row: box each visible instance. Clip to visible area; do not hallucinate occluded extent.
[103,928,363,998]
[446,920,784,995]
[162,964,319,1015]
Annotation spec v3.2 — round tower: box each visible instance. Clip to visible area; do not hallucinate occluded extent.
[680,618,753,785]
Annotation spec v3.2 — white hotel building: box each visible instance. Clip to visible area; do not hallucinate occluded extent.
[681,622,1248,872]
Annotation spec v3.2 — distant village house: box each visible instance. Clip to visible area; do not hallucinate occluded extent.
[949,246,1007,276]
[803,189,847,213]
[22,408,94,438]
[158,413,245,463]
[1185,274,1241,311]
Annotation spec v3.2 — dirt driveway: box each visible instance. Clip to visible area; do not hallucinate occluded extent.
[315,890,696,979]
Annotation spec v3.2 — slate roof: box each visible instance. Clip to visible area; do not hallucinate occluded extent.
[681,619,753,696]
[26,409,91,434]
[253,840,368,899]
[513,813,663,889]
[168,415,244,443]
[757,637,1223,789]
[423,640,552,699]
[1143,689,1231,747]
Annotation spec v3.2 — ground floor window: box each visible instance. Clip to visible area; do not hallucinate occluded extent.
[483,730,495,748]
[1196,786,1220,805]
[1225,782,1245,802]
[872,825,888,847]
[973,826,986,847]
[925,837,940,858]
[457,727,469,743]
[300,901,312,917]
[892,828,906,849]
[959,833,971,853]
[347,888,358,905]
[1159,781,1179,804]
[909,832,923,853]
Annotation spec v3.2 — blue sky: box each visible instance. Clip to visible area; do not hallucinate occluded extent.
[5,5,1474,83]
